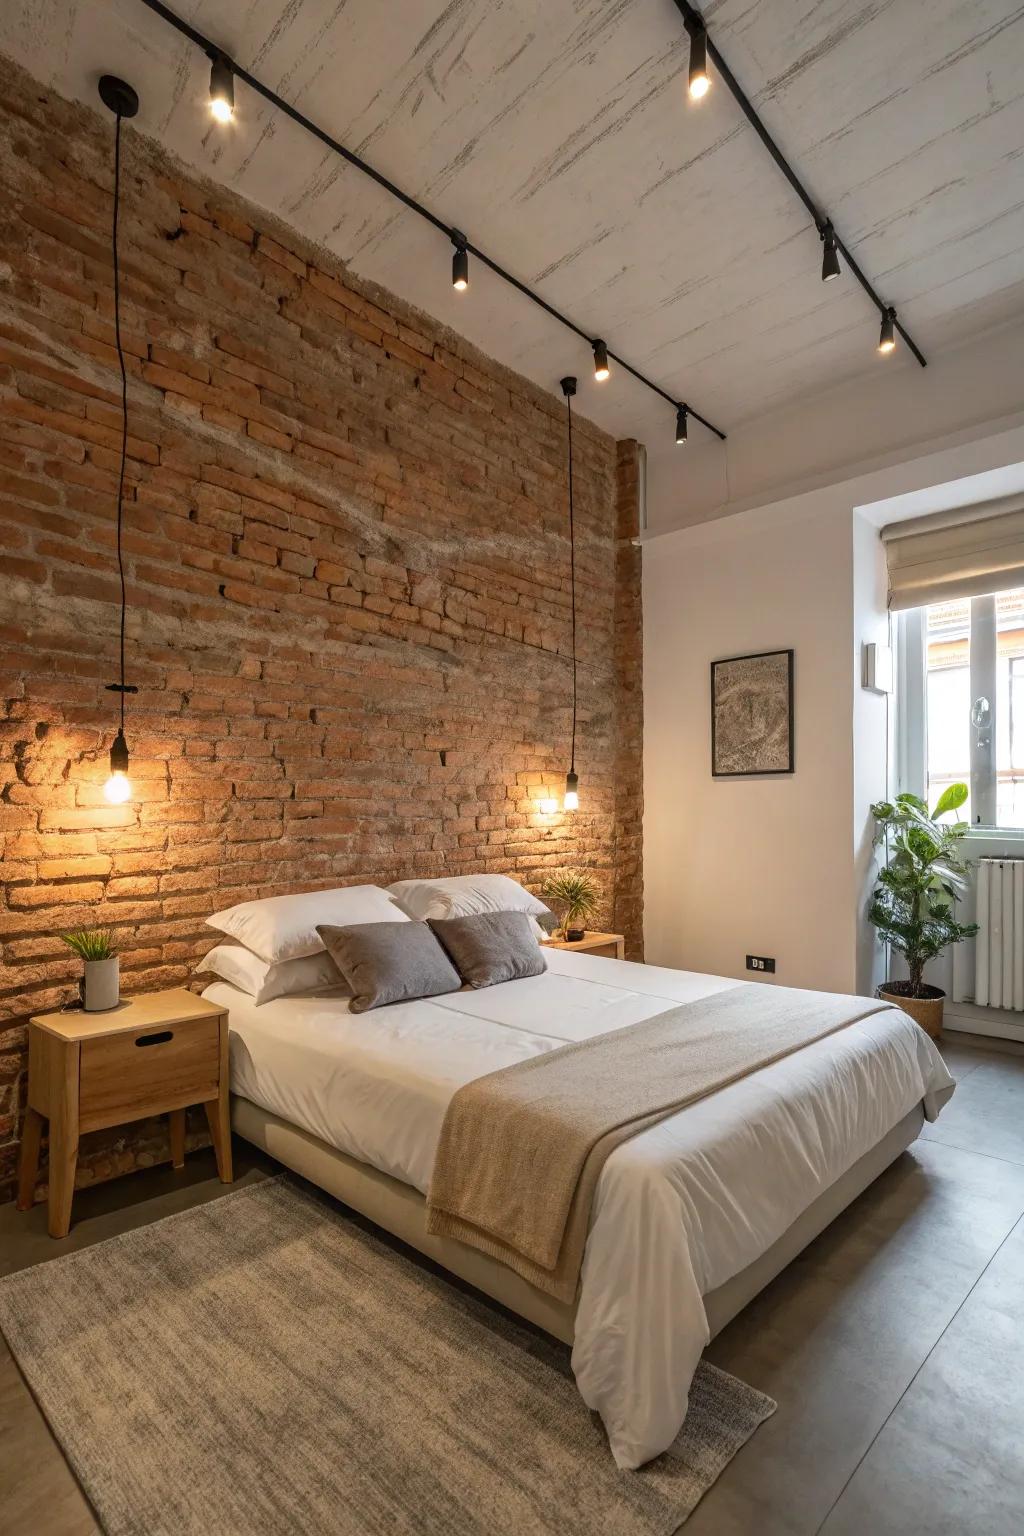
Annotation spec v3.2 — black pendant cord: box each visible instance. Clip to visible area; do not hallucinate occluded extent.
[566,392,577,778]
[112,109,129,732]
[98,75,139,786]
[135,0,726,441]
[672,0,926,368]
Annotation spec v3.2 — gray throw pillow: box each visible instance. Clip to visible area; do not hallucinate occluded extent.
[316,921,461,1013]
[428,910,547,989]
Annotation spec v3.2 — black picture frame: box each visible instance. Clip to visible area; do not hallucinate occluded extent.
[710,648,795,778]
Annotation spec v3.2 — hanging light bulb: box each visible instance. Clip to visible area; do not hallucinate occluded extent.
[675,406,688,444]
[560,376,580,813]
[452,242,469,291]
[592,339,610,382]
[98,76,139,808]
[820,222,841,282]
[878,306,897,354]
[209,53,235,123]
[688,24,710,100]
[104,728,131,804]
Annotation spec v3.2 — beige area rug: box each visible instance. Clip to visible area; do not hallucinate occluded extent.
[0,1177,774,1536]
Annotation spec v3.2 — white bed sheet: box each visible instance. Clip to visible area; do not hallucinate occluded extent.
[206,950,953,1469]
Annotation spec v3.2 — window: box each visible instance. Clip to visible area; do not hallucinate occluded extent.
[902,586,1024,829]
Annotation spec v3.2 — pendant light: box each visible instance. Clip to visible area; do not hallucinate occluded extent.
[560,377,580,812]
[98,76,139,804]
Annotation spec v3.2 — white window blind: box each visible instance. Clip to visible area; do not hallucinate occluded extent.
[883,495,1024,611]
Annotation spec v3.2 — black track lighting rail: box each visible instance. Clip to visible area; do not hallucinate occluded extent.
[672,0,927,368]
[137,0,726,440]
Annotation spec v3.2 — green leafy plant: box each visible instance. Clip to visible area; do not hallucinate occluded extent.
[60,928,118,962]
[541,871,601,937]
[868,785,978,998]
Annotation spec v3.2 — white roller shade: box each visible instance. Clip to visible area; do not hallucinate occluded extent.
[883,495,1024,610]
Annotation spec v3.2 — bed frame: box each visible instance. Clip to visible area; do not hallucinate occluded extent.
[232,1096,924,1345]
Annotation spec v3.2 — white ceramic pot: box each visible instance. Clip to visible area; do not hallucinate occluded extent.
[82,956,119,1012]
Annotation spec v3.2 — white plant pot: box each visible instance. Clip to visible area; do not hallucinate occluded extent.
[82,957,119,1012]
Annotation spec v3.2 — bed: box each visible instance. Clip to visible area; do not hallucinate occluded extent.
[203,947,954,1470]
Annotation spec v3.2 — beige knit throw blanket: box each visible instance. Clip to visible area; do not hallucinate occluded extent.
[426,983,894,1303]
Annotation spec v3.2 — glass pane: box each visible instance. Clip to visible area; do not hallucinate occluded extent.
[926,598,970,822]
[996,588,1024,828]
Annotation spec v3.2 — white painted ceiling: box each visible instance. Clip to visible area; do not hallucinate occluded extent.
[3,0,1024,453]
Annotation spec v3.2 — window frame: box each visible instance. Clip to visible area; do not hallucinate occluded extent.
[894,601,1024,840]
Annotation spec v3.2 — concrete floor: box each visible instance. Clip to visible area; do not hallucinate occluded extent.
[1,1032,1023,1535]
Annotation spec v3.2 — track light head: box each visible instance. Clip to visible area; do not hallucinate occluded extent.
[592,339,610,382]
[820,222,840,282]
[451,235,469,292]
[878,306,897,354]
[209,53,235,123]
[688,23,710,100]
[560,376,577,399]
[98,75,139,119]
[675,406,688,445]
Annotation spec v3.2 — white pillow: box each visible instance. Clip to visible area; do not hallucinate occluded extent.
[387,875,551,937]
[198,944,346,1006]
[207,885,409,964]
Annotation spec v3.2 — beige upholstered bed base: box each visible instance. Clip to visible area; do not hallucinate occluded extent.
[232,1095,924,1347]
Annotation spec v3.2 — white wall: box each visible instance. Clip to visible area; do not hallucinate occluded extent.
[643,496,858,991]
[643,417,1024,998]
[852,511,892,995]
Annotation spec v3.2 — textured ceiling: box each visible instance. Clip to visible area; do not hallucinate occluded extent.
[2,0,1024,453]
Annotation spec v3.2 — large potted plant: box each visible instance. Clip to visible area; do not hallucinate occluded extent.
[868,785,978,1039]
[541,871,601,942]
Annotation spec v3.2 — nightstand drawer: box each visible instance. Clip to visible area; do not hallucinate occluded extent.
[79,1016,220,1132]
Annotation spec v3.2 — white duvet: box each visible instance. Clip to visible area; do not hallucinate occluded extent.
[204,950,954,1469]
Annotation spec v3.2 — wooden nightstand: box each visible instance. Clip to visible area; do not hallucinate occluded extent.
[542,931,625,960]
[16,988,233,1238]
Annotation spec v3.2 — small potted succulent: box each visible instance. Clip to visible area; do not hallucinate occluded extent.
[541,871,601,942]
[61,928,120,1012]
[868,785,978,1039]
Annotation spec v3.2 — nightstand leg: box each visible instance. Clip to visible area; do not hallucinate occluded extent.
[204,1013,233,1183]
[16,1107,44,1211]
[169,1108,186,1169]
[48,1040,80,1239]
[203,1096,233,1183]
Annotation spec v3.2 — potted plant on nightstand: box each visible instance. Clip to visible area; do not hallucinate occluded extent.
[541,871,601,942]
[61,928,120,1012]
[868,785,978,1039]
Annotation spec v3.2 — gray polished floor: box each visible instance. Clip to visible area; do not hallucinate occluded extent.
[2,1032,1023,1535]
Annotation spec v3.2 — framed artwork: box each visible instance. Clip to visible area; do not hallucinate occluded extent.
[710,649,794,777]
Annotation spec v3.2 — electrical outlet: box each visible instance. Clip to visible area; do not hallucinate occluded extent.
[746,954,776,974]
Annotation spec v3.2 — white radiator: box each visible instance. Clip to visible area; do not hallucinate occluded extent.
[969,857,1024,1011]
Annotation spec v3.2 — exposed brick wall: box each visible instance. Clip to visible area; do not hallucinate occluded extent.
[613,442,644,956]
[0,55,643,1203]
